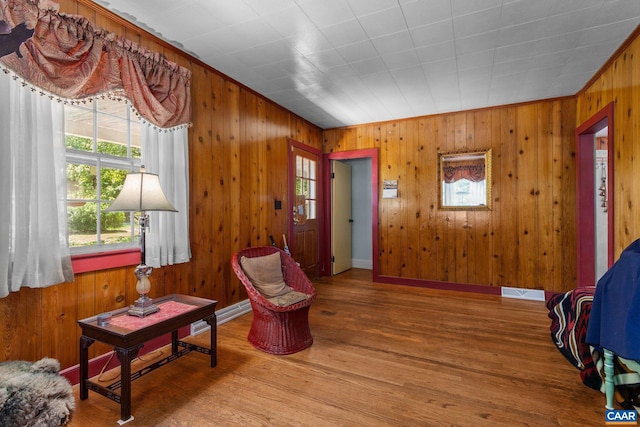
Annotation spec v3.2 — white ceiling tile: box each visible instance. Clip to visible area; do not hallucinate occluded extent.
[499,0,553,26]
[241,0,295,15]
[361,71,396,88]
[320,19,369,48]
[494,39,538,64]
[288,26,334,55]
[548,0,604,16]
[575,20,640,48]
[455,31,499,55]
[492,57,534,77]
[410,20,454,48]
[532,32,582,57]
[548,70,595,94]
[451,0,502,17]
[325,64,358,79]
[357,7,408,38]
[381,50,421,70]
[434,98,462,114]
[523,65,564,85]
[457,50,494,71]
[261,6,314,37]
[145,5,225,41]
[181,33,226,59]
[422,58,458,78]
[350,57,389,75]
[193,0,259,25]
[459,66,491,89]
[347,0,399,17]
[415,41,456,64]
[594,1,640,25]
[297,0,355,28]
[453,6,502,38]
[231,41,293,68]
[234,20,286,48]
[251,62,295,82]
[405,96,436,116]
[337,40,379,63]
[542,6,602,37]
[497,21,545,48]
[305,50,349,71]
[193,27,256,56]
[524,50,572,70]
[391,65,427,84]
[402,0,453,28]
[563,42,621,73]
[371,31,414,55]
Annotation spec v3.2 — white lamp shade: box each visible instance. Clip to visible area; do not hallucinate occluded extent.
[106,169,177,212]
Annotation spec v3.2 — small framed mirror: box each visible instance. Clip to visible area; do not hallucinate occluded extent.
[438,149,492,210]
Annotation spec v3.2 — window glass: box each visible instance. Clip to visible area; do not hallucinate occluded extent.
[294,153,317,222]
[442,179,487,206]
[64,98,142,252]
[64,105,93,152]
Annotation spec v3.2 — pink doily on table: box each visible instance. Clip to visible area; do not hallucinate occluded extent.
[109,301,198,331]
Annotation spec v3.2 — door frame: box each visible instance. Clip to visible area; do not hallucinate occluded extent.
[322,148,379,278]
[575,101,614,287]
[288,139,323,275]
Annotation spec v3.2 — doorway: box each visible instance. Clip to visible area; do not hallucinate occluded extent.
[575,102,614,287]
[331,160,353,275]
[323,149,378,277]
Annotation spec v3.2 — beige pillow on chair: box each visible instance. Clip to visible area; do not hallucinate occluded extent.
[240,252,292,297]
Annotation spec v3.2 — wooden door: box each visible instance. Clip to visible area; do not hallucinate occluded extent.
[331,160,352,274]
[291,145,319,278]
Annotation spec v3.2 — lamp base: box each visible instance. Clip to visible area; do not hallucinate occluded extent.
[127,295,159,317]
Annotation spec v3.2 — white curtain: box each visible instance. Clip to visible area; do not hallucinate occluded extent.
[0,71,74,298]
[142,125,191,267]
[442,179,486,206]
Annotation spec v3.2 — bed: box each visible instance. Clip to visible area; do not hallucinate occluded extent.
[547,238,640,410]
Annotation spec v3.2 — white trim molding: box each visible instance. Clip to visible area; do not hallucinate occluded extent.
[501,287,545,301]
[191,299,252,336]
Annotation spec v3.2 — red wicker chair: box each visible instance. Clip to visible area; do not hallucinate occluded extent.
[231,246,316,355]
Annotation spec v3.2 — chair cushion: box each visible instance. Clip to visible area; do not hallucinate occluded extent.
[240,252,292,297]
[267,290,310,307]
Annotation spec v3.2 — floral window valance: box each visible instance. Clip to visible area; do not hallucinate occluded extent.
[0,0,191,129]
[442,160,486,183]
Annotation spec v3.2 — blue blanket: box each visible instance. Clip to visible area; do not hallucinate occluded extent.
[586,238,640,360]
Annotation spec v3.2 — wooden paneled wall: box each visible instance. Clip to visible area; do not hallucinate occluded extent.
[0,0,322,369]
[3,0,635,371]
[323,98,578,292]
[577,27,640,258]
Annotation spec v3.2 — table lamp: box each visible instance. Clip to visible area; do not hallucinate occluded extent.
[105,166,177,317]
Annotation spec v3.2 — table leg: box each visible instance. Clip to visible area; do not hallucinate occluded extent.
[205,313,217,367]
[115,345,142,423]
[604,348,615,410]
[79,336,95,400]
[171,330,178,354]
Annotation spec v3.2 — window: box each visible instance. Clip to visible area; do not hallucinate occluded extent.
[294,153,317,224]
[64,98,142,254]
[438,149,492,210]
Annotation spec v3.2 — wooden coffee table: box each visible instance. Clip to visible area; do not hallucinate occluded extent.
[78,294,217,424]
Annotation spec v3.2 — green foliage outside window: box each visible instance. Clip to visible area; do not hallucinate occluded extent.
[66,135,140,234]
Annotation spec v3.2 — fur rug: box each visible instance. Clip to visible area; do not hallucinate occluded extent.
[0,358,74,427]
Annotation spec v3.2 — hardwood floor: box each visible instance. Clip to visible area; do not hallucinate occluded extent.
[69,269,605,426]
